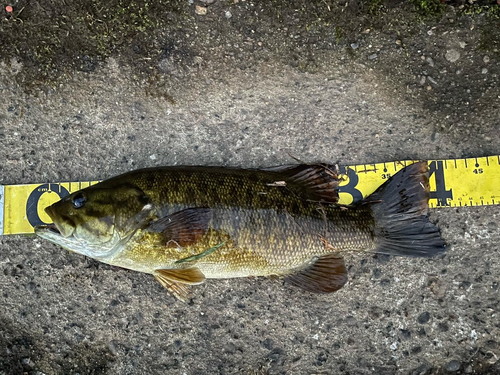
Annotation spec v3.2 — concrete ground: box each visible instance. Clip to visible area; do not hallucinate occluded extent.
[1,0,499,374]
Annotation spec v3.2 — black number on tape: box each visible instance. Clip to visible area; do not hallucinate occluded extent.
[26,183,69,227]
[338,167,363,204]
[428,161,453,206]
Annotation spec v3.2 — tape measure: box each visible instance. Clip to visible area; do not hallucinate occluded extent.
[0,156,499,235]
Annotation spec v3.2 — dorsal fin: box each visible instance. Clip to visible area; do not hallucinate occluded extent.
[264,164,339,204]
[285,254,347,293]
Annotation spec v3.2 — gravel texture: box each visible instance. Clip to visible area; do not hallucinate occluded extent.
[0,1,499,374]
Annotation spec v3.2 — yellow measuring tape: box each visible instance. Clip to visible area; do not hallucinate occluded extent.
[0,156,499,235]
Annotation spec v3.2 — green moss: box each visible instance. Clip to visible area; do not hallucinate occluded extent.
[458,3,500,17]
[0,0,187,89]
[487,4,500,18]
[369,0,384,16]
[334,26,344,42]
[411,0,446,18]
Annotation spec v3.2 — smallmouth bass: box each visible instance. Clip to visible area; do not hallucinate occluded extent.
[35,162,446,300]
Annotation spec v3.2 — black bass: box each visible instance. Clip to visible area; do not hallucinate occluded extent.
[35,162,446,300]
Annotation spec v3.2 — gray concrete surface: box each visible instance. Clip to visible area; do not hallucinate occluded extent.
[1,1,499,374]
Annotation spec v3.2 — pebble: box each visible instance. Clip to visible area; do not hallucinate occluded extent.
[411,363,432,375]
[200,0,215,3]
[368,54,378,60]
[225,10,232,18]
[262,338,274,349]
[444,360,461,372]
[487,221,498,231]
[350,43,359,50]
[483,55,490,63]
[149,154,157,160]
[482,68,488,74]
[426,57,434,67]
[428,76,437,85]
[445,49,460,63]
[417,311,430,324]
[195,5,207,15]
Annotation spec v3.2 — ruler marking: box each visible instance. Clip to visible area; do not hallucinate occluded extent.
[475,157,479,167]
[2,155,499,235]
[0,185,4,236]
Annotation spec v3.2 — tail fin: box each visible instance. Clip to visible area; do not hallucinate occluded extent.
[362,161,446,257]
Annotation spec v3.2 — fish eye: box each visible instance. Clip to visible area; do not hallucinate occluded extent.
[72,193,86,209]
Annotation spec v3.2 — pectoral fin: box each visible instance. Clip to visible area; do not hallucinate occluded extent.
[148,208,211,247]
[285,254,347,293]
[154,268,206,301]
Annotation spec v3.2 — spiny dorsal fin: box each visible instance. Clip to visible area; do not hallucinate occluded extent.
[154,268,206,301]
[148,208,211,247]
[285,254,347,293]
[264,164,339,204]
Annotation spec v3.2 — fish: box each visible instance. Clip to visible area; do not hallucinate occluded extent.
[35,161,446,301]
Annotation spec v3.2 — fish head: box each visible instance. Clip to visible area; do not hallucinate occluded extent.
[35,184,155,259]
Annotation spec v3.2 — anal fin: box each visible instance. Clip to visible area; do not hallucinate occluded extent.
[154,268,206,301]
[285,254,347,293]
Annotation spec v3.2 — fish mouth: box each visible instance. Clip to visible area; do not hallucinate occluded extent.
[44,223,60,234]
[44,205,75,237]
[35,206,75,238]
[34,222,62,237]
